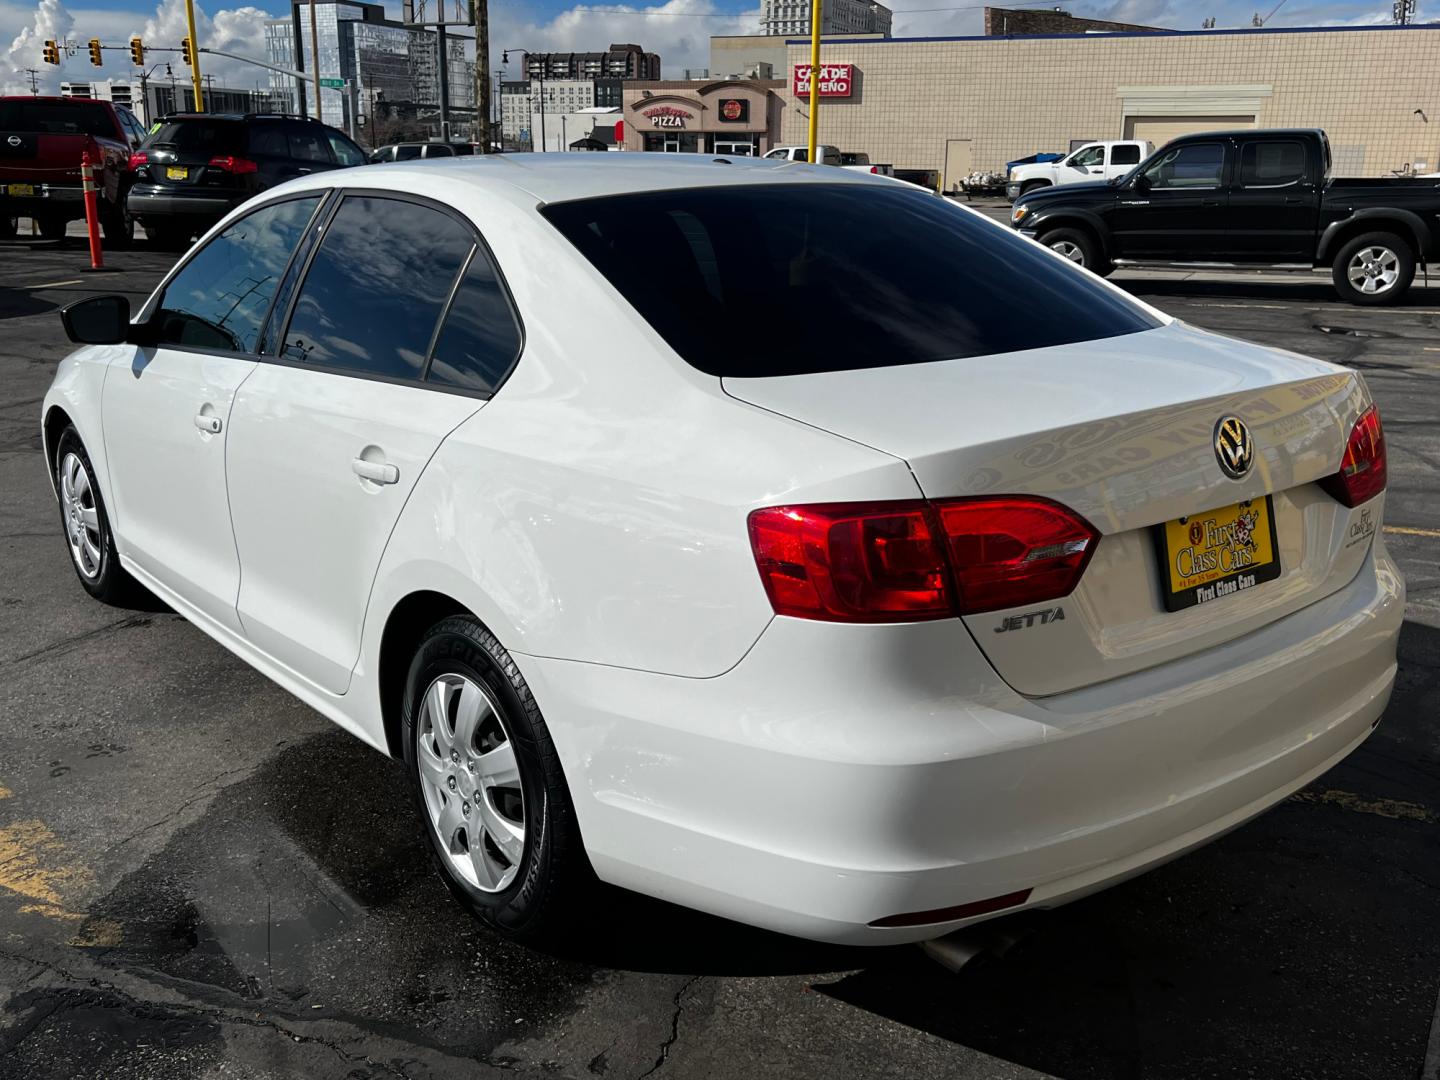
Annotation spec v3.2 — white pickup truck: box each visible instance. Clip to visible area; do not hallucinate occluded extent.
[764,144,842,166]
[1005,139,1152,202]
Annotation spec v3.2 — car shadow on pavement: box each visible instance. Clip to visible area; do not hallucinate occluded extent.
[0,285,59,321]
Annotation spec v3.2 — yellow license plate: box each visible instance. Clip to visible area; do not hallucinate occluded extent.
[1156,497,1281,611]
[166,166,188,180]
[7,183,34,196]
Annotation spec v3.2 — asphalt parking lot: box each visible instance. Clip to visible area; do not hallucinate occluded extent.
[1,229,1438,1080]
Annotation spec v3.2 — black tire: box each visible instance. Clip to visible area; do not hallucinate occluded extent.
[144,221,192,251]
[0,211,15,240]
[1038,226,1113,277]
[1019,180,1051,197]
[1331,231,1414,306]
[36,214,67,241]
[101,199,134,250]
[401,615,590,941]
[53,427,145,606]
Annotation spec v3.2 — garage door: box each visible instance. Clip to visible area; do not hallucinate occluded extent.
[1125,115,1256,148]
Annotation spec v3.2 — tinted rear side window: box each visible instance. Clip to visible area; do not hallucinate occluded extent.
[0,100,115,136]
[427,249,523,395]
[1111,144,1142,165]
[280,196,474,380]
[542,184,1160,378]
[147,119,246,153]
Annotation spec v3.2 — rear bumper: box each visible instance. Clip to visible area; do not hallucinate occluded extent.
[0,184,84,214]
[516,540,1404,945]
[127,186,241,219]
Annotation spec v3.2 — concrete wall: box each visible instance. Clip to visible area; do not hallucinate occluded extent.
[777,25,1440,176]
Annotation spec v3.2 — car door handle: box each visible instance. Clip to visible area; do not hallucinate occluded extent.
[194,412,222,434]
[1202,199,1223,207]
[352,458,399,485]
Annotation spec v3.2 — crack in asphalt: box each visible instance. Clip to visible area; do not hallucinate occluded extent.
[111,765,254,851]
[8,614,157,666]
[635,975,702,1080]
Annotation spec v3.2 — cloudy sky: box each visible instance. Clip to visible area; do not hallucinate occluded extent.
[0,0,1418,96]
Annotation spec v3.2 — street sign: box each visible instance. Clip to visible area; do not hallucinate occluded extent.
[320,77,345,88]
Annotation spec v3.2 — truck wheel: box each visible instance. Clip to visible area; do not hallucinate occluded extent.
[101,200,134,250]
[1039,227,1112,277]
[1332,231,1414,305]
[36,214,68,241]
[0,212,15,240]
[1019,180,1051,197]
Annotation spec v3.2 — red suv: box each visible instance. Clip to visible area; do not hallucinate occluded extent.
[0,96,145,244]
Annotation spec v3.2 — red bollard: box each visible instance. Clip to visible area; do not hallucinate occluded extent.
[80,151,104,270]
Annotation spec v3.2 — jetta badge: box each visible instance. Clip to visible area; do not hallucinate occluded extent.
[6,136,20,147]
[1213,415,1254,479]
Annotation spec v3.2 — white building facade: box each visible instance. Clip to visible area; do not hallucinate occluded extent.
[760,0,892,38]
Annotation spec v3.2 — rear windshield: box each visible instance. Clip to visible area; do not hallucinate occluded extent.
[541,183,1160,378]
[0,100,114,136]
[146,119,246,154]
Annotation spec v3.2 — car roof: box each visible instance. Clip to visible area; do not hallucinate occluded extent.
[1168,127,1323,142]
[355,152,888,205]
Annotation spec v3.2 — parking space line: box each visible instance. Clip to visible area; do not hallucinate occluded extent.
[1385,526,1440,539]
[0,785,10,799]
[23,279,83,291]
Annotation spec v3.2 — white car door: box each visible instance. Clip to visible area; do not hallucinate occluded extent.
[1067,144,1106,180]
[101,194,326,631]
[224,192,523,694]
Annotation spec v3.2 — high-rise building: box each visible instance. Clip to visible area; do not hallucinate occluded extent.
[760,0,892,37]
[520,43,660,81]
[266,0,474,135]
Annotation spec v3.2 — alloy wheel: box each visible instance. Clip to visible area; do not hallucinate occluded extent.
[1050,240,1085,264]
[416,673,527,893]
[1347,245,1400,295]
[59,451,102,580]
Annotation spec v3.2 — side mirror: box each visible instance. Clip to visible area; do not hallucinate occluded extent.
[60,295,131,345]
[1133,173,1151,193]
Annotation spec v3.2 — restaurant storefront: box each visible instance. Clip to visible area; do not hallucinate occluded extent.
[622,79,783,155]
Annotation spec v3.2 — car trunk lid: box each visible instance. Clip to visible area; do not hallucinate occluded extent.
[725,321,1376,695]
[135,118,248,191]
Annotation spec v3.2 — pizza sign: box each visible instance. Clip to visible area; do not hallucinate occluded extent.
[642,105,692,129]
[792,63,854,98]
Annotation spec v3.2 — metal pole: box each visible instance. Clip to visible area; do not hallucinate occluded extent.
[494,68,503,148]
[806,0,821,162]
[437,23,450,140]
[538,63,545,151]
[309,0,322,122]
[184,0,205,111]
[292,3,307,115]
[346,79,357,139]
[474,0,490,150]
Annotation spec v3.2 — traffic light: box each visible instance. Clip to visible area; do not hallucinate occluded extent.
[129,37,144,65]
[88,38,102,66]
[42,39,59,65]
[181,37,193,66]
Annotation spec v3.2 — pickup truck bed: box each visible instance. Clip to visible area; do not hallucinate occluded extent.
[1010,127,1440,305]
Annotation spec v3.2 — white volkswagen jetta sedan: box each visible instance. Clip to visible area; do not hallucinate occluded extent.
[43,155,1402,945]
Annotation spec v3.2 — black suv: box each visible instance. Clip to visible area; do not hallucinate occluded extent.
[127,112,366,247]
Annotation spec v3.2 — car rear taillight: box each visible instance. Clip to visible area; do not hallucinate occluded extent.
[748,503,953,622]
[934,496,1099,615]
[127,151,148,170]
[208,155,258,174]
[1320,404,1386,508]
[747,496,1098,622]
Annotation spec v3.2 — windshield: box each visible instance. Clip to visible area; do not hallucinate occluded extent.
[542,183,1159,378]
[0,99,114,136]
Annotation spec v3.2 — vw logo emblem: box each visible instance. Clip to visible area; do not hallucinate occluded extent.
[1213,415,1254,479]
[5,136,20,147]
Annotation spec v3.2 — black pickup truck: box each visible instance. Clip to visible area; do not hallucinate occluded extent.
[1009,128,1440,305]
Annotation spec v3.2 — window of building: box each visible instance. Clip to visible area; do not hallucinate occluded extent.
[156,196,321,353]
[1239,140,1307,187]
[543,185,1158,379]
[280,196,475,380]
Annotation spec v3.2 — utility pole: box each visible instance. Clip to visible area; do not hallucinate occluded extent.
[24,69,39,95]
[183,0,204,110]
[474,0,490,150]
[438,23,450,139]
[805,0,821,162]
[309,0,322,121]
[494,67,503,148]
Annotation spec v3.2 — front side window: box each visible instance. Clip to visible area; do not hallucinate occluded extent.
[1142,142,1225,189]
[280,196,474,380]
[155,196,321,353]
[1111,143,1141,166]
[1070,146,1104,168]
[542,183,1159,378]
[1239,141,1306,187]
